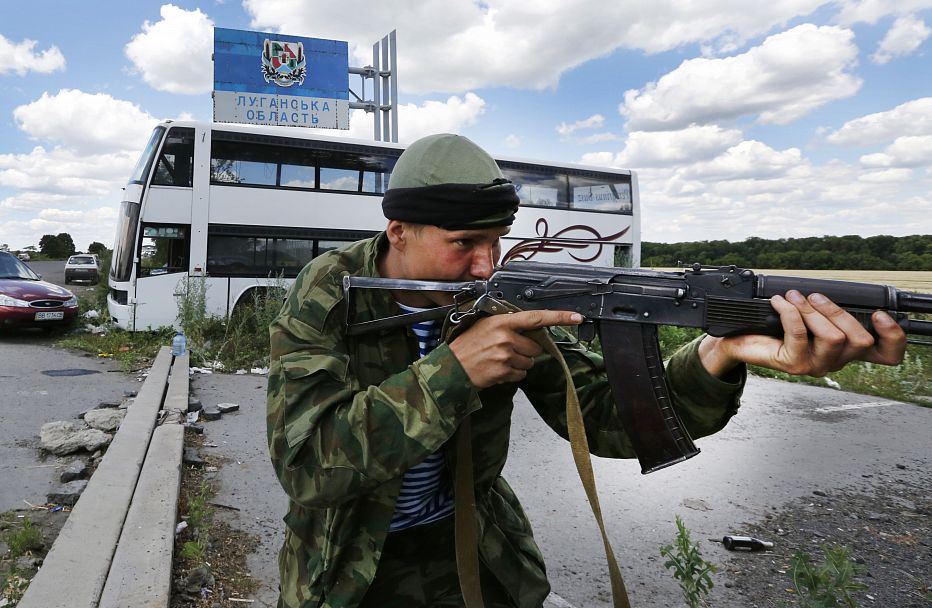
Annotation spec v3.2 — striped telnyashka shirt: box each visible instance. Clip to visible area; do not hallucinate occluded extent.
[389,303,455,531]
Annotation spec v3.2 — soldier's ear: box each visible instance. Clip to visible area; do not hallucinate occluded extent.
[386,220,407,251]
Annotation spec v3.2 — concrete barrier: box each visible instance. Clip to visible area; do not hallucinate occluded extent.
[19,347,189,608]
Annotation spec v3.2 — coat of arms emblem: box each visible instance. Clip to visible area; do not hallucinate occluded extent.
[261,39,307,87]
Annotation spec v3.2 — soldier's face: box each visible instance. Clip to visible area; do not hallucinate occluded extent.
[407,225,506,280]
[389,223,508,306]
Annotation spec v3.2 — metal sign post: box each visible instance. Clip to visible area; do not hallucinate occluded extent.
[348,30,398,142]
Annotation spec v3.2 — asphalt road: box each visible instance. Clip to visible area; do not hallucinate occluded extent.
[24,259,100,294]
[0,338,139,512]
[189,372,932,608]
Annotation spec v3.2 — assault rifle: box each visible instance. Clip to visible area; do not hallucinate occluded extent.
[344,261,932,474]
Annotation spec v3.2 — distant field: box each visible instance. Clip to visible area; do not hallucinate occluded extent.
[648,269,932,293]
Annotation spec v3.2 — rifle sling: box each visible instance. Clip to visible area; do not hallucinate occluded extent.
[449,306,631,608]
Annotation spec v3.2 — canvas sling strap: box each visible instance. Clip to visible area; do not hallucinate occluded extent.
[447,299,632,608]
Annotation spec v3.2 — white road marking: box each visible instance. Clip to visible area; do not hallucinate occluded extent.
[544,593,579,608]
[813,401,896,413]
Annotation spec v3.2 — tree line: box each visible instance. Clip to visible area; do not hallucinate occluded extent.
[5,233,108,259]
[640,234,932,271]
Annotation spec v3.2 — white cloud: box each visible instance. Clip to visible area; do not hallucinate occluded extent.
[834,0,932,25]
[858,168,914,182]
[620,24,861,131]
[244,0,831,94]
[0,206,119,252]
[679,140,810,181]
[589,125,743,168]
[579,133,932,242]
[312,92,486,145]
[826,97,932,146]
[871,15,931,64]
[13,89,159,154]
[557,114,605,136]
[504,134,521,148]
[573,133,619,145]
[860,135,932,168]
[0,34,65,76]
[0,146,137,196]
[125,4,214,94]
[579,151,616,167]
[396,93,486,143]
[632,154,932,242]
[0,192,74,212]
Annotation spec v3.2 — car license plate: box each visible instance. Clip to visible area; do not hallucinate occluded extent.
[35,311,64,321]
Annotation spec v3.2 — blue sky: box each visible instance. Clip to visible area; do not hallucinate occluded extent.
[1,1,931,251]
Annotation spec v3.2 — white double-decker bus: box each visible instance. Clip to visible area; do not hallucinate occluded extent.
[107,120,640,330]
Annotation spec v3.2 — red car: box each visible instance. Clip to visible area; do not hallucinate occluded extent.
[0,251,79,329]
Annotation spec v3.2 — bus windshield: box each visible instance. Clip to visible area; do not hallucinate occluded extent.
[129,127,165,184]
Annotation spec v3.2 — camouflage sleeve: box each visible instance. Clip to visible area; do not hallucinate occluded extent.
[665,335,746,437]
[522,334,744,458]
[267,272,481,509]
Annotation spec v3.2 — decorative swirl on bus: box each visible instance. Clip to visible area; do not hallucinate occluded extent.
[502,218,631,263]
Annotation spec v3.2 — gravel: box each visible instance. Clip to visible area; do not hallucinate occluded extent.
[718,465,931,607]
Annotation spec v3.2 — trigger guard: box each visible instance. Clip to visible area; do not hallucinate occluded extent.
[578,321,596,343]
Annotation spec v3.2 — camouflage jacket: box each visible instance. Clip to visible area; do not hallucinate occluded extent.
[267,233,746,608]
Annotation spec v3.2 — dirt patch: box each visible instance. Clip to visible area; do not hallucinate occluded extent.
[721,466,931,607]
[171,431,260,607]
[1,507,70,605]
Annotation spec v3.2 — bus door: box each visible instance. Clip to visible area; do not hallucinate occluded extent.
[134,224,191,329]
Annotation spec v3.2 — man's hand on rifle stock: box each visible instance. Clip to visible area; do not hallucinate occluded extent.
[699,289,907,378]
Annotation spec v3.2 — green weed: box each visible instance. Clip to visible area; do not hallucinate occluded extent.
[750,344,930,405]
[660,515,718,608]
[1,516,44,606]
[790,544,867,607]
[177,481,215,567]
[4,519,42,558]
[58,327,174,372]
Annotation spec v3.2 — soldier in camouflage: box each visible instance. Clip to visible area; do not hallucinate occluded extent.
[267,134,906,608]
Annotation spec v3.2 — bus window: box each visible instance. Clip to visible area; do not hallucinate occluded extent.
[211,158,277,186]
[499,165,568,208]
[129,127,165,184]
[152,127,195,187]
[570,174,633,213]
[208,235,315,277]
[280,163,316,188]
[319,167,360,191]
[139,224,189,277]
[269,238,315,273]
[317,240,346,256]
[211,140,278,185]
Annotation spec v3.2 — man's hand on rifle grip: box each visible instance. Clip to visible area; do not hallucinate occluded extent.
[698,289,907,379]
[448,310,583,389]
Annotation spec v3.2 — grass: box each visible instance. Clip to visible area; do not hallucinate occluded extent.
[655,326,931,406]
[660,515,718,608]
[790,544,867,607]
[3,519,42,558]
[178,481,215,566]
[58,268,286,373]
[1,514,45,606]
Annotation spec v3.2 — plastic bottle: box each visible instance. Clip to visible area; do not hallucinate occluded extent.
[171,331,187,357]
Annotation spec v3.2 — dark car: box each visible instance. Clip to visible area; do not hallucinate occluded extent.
[65,254,101,284]
[0,251,79,329]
